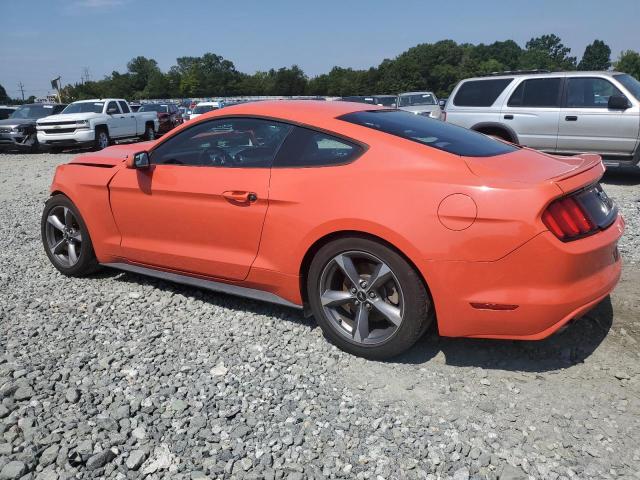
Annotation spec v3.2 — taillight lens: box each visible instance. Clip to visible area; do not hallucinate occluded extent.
[542,184,616,241]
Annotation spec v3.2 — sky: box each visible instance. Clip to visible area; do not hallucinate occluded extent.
[1,0,639,99]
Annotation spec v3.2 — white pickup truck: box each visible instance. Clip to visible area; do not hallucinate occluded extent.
[36,99,160,151]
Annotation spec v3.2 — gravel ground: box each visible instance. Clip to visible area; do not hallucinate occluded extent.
[1,152,639,480]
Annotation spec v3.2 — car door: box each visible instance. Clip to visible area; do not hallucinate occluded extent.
[108,117,293,281]
[557,76,640,156]
[500,77,563,151]
[105,101,124,137]
[117,101,137,136]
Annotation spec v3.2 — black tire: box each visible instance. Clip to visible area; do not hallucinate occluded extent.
[94,127,110,151]
[143,123,156,141]
[41,194,100,277]
[307,237,432,360]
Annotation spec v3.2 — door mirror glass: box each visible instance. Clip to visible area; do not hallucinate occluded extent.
[127,151,150,169]
[107,106,119,115]
[608,94,630,110]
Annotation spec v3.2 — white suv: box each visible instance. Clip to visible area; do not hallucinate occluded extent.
[445,71,640,168]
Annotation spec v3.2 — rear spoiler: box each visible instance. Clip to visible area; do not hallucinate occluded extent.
[553,154,605,193]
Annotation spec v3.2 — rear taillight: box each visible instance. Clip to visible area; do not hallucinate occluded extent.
[542,184,616,241]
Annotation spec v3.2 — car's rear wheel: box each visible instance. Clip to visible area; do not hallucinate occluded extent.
[41,194,100,276]
[307,237,432,359]
[94,128,110,150]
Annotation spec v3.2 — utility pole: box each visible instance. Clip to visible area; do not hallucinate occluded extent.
[82,67,91,83]
[18,82,25,101]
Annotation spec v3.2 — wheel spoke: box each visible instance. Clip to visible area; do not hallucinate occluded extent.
[68,242,78,264]
[71,231,82,242]
[371,299,402,326]
[47,214,65,232]
[52,239,66,255]
[321,289,354,308]
[334,254,361,288]
[368,262,392,291]
[63,207,74,227]
[353,304,370,343]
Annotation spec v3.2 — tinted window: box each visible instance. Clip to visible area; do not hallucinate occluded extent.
[508,78,562,107]
[398,93,436,107]
[118,101,130,113]
[9,104,57,119]
[0,108,15,120]
[53,105,66,114]
[140,104,169,113]
[453,78,513,107]
[274,127,363,167]
[62,102,104,114]
[566,77,623,108]
[613,73,640,100]
[150,117,292,168]
[340,110,518,157]
[106,101,120,114]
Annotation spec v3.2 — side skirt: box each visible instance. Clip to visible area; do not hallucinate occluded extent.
[102,262,303,310]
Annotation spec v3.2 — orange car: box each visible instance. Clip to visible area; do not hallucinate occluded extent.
[41,101,623,359]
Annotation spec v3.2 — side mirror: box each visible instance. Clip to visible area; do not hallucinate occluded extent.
[608,94,630,110]
[126,151,150,169]
[438,99,446,108]
[107,106,118,115]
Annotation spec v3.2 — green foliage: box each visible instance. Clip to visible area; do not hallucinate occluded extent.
[578,40,611,71]
[0,83,9,103]
[615,50,640,79]
[54,38,638,102]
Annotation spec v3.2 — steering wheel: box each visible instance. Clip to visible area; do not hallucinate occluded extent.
[198,146,232,166]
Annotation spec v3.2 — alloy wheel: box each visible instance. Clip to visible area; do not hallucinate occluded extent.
[319,250,404,345]
[98,131,109,149]
[45,206,83,267]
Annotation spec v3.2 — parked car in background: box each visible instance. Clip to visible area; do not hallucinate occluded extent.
[0,106,18,120]
[397,92,442,119]
[371,95,397,108]
[129,103,142,112]
[0,103,66,152]
[190,101,221,120]
[41,101,622,359]
[339,96,375,105]
[36,99,159,151]
[139,103,183,135]
[445,71,640,168]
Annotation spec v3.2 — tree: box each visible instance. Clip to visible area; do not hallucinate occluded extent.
[127,56,161,95]
[524,34,576,70]
[578,40,611,71]
[0,83,8,103]
[615,50,640,79]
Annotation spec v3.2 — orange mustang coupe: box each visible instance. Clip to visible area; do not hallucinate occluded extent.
[41,101,623,359]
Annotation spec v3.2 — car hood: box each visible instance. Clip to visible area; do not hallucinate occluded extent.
[0,118,36,128]
[38,112,102,124]
[70,142,155,167]
[399,105,440,114]
[464,148,603,185]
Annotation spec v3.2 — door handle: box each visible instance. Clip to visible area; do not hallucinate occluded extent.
[504,114,514,120]
[222,191,258,204]
[565,115,578,121]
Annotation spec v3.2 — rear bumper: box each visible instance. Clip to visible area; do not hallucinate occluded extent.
[425,214,624,339]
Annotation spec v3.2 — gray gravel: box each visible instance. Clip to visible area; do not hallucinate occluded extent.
[1,152,640,480]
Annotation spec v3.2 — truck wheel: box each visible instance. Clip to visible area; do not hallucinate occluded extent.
[94,128,110,151]
[143,124,156,141]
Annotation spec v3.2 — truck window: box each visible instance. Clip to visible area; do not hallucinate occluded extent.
[507,78,562,108]
[566,78,623,108]
[106,101,121,114]
[118,101,131,114]
[452,79,513,107]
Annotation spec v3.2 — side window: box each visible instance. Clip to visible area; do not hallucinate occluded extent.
[507,78,562,108]
[274,126,363,167]
[566,77,623,108]
[452,79,513,107]
[106,101,120,114]
[118,101,131,114]
[150,117,293,168]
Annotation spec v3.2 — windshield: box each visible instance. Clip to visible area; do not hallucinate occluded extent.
[10,104,56,119]
[193,105,218,114]
[398,93,436,107]
[375,97,397,107]
[62,102,104,114]
[613,73,640,100]
[140,104,169,113]
[340,110,517,157]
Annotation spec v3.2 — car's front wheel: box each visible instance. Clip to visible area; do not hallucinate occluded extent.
[307,237,433,360]
[41,194,100,276]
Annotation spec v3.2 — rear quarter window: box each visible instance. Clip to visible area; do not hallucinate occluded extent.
[339,110,518,157]
[274,126,363,167]
[452,78,513,107]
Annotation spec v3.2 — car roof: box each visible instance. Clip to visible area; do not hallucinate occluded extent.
[210,100,384,123]
[461,71,626,82]
[399,91,435,96]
